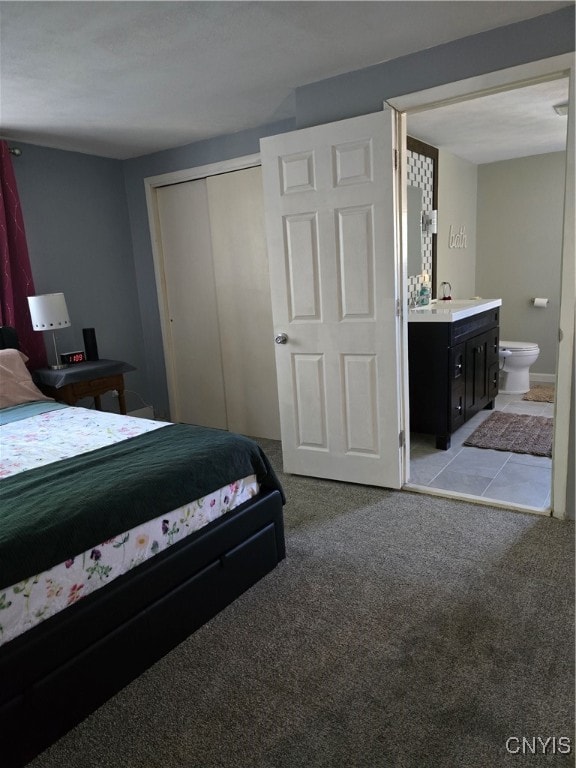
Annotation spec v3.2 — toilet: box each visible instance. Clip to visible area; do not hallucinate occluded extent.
[498,340,540,394]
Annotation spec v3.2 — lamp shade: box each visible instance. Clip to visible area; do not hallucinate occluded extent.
[27,293,71,330]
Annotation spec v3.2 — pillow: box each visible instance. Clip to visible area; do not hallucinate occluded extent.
[0,349,53,408]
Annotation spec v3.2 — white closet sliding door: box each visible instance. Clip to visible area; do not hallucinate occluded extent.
[156,179,227,429]
[206,167,280,439]
[156,167,280,439]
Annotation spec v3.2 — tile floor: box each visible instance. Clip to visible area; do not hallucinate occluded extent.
[407,392,553,510]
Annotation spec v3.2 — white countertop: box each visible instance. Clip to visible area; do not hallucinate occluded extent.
[408,298,502,323]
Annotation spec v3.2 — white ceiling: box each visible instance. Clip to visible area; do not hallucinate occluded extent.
[0,1,571,160]
[408,77,569,165]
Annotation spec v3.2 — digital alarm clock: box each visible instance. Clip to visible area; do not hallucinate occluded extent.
[60,350,87,365]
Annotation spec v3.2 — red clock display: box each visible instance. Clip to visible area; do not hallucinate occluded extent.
[60,351,87,365]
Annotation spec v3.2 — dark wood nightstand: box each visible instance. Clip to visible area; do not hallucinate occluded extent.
[33,360,135,415]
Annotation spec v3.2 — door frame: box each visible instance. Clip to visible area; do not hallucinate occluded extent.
[388,52,575,519]
[144,153,261,421]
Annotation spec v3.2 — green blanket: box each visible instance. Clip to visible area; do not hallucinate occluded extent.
[0,423,284,589]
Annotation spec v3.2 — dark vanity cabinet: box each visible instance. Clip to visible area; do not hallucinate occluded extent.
[408,308,500,449]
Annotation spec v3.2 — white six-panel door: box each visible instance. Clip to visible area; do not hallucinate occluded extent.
[260,110,403,488]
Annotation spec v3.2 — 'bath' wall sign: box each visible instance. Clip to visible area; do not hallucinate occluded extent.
[448,225,467,249]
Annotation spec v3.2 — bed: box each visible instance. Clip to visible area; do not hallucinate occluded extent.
[0,327,285,768]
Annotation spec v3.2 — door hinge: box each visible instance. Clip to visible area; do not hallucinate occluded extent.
[394,148,399,171]
[396,298,402,318]
[399,430,405,448]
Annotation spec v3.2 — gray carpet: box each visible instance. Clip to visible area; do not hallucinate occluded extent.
[31,438,574,768]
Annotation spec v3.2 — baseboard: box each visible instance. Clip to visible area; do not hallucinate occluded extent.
[128,406,155,420]
[530,373,556,384]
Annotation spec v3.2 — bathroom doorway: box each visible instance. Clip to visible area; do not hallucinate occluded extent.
[392,65,571,515]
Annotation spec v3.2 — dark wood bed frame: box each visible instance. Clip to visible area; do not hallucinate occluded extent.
[0,327,286,768]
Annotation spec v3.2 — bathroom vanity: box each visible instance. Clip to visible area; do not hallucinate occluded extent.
[408,299,502,449]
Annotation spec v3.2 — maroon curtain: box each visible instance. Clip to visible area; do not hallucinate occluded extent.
[0,141,47,368]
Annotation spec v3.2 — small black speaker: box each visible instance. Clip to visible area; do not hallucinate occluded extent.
[83,328,99,361]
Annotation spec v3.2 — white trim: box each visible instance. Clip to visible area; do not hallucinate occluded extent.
[144,153,261,421]
[552,61,575,520]
[530,373,557,385]
[388,53,575,519]
[394,108,410,486]
[145,153,261,189]
[128,406,155,420]
[403,483,551,517]
[388,53,573,114]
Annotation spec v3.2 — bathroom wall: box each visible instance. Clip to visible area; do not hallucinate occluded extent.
[475,152,565,376]
[436,150,478,299]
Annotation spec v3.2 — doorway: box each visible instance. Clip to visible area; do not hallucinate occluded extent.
[389,54,574,518]
[145,55,573,518]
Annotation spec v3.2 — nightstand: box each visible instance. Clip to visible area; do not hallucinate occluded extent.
[33,360,136,415]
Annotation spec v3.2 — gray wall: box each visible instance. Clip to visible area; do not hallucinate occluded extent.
[122,6,573,418]
[12,6,574,421]
[13,143,148,413]
[294,7,575,129]
[476,153,566,376]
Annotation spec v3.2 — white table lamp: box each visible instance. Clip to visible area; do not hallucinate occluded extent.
[27,293,71,369]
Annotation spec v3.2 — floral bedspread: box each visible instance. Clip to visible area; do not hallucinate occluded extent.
[0,405,259,646]
[0,405,165,478]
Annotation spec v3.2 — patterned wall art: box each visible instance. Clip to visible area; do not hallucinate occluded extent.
[406,138,437,304]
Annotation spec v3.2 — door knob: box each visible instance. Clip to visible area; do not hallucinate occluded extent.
[275,333,288,344]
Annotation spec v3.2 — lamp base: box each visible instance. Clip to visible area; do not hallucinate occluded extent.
[49,363,70,370]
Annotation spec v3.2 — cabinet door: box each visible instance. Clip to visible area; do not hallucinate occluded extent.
[450,343,466,432]
[465,331,492,416]
[487,328,500,401]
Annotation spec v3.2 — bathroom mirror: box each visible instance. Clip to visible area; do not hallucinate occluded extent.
[407,185,423,277]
